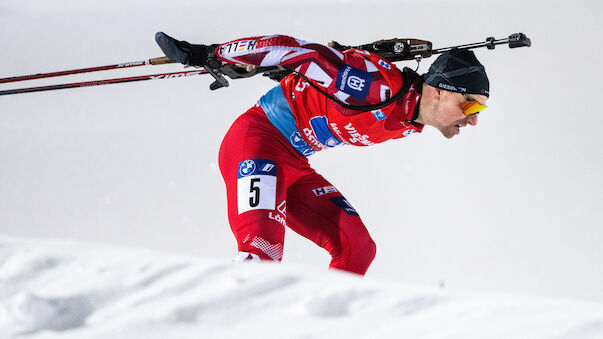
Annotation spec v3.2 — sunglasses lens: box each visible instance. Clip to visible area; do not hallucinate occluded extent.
[460,100,487,116]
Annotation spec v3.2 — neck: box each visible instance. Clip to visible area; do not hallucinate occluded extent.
[415,83,434,126]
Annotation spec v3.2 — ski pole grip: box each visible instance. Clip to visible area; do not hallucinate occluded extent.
[149,56,176,65]
[508,33,531,48]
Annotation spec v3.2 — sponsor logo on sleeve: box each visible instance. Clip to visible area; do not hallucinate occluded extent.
[329,197,359,216]
[312,185,339,196]
[372,110,386,121]
[335,65,373,100]
[378,59,392,70]
[218,40,258,55]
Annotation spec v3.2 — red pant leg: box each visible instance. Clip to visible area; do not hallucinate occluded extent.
[286,173,376,275]
[218,105,313,261]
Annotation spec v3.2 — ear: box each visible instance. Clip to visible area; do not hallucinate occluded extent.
[433,88,442,102]
[422,83,442,106]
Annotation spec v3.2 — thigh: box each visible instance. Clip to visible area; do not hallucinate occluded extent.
[219,106,311,220]
[218,106,311,260]
[285,172,370,252]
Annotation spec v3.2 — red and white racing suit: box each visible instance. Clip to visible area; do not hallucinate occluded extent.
[216,35,423,275]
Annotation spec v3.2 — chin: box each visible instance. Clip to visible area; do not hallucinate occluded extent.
[439,129,456,139]
[435,126,457,139]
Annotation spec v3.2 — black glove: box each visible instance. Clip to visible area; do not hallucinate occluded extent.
[155,32,221,69]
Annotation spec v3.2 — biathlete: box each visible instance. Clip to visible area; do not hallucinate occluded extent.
[156,32,489,275]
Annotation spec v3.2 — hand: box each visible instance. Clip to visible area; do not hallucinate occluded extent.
[155,32,221,69]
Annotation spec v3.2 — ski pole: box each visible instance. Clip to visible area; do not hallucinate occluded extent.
[0,56,175,84]
[0,69,206,96]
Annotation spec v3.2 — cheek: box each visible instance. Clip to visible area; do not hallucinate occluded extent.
[439,101,464,124]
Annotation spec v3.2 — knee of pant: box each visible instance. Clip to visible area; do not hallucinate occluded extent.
[352,237,376,274]
[329,237,376,276]
[335,234,377,265]
[359,237,377,266]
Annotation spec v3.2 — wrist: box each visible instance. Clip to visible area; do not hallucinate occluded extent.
[188,44,221,68]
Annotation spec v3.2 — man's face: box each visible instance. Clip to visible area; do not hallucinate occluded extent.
[432,90,488,139]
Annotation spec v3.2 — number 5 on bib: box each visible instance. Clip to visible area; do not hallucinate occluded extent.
[237,159,277,214]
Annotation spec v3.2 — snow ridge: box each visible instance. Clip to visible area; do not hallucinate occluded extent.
[1,236,603,339]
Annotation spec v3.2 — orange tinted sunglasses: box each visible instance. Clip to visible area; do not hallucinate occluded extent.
[460,93,487,116]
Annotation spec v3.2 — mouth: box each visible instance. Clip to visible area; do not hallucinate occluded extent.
[454,123,465,135]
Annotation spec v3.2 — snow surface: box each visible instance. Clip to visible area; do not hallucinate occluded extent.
[1,236,603,339]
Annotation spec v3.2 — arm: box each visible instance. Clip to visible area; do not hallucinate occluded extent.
[215,35,344,81]
[155,32,398,109]
[156,32,345,88]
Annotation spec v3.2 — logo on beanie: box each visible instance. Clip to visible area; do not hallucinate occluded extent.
[438,83,467,93]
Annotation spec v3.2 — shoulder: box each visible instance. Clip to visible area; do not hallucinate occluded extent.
[341,49,403,81]
[344,49,395,67]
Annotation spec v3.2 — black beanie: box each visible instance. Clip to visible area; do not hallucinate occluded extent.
[423,49,490,97]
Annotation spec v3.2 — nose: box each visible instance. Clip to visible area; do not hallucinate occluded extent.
[467,114,479,126]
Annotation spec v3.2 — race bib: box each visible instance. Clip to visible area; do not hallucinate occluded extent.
[237,159,277,214]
